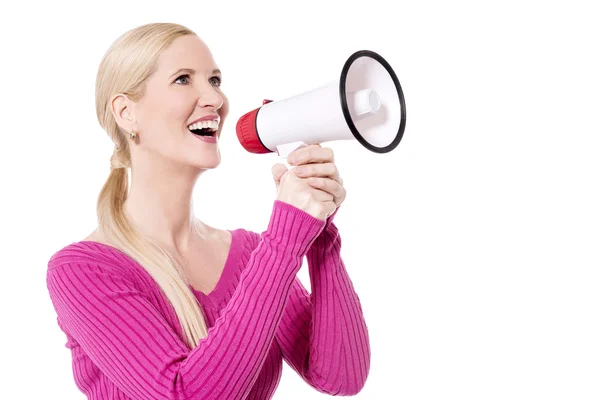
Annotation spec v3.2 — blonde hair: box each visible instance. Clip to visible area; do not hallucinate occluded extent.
[95,22,207,349]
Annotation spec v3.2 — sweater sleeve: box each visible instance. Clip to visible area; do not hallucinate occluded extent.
[275,212,371,396]
[46,200,325,400]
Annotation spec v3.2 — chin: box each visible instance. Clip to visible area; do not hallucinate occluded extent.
[191,154,221,171]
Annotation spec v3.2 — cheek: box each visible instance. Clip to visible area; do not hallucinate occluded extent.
[139,94,192,132]
[164,95,196,123]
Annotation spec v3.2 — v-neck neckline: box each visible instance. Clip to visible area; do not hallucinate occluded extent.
[75,229,239,307]
[189,229,236,301]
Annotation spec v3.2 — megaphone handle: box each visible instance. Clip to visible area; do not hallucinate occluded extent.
[276,141,310,169]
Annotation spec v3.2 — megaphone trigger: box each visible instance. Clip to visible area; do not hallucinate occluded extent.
[276,141,310,169]
[276,141,310,158]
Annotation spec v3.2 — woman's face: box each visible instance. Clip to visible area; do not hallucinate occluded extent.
[125,34,229,170]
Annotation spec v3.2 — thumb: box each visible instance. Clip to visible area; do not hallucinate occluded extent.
[271,163,288,189]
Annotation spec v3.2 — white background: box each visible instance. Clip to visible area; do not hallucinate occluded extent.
[1,0,598,399]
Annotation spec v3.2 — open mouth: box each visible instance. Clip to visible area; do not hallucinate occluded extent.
[188,120,218,137]
[189,127,216,136]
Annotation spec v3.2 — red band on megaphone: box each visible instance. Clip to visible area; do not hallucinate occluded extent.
[235,106,272,154]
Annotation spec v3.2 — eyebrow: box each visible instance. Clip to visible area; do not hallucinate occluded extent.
[169,68,221,78]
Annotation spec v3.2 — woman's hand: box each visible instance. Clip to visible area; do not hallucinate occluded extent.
[272,159,336,221]
[272,144,346,210]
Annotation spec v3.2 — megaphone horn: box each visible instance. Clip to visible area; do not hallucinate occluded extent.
[236,50,406,158]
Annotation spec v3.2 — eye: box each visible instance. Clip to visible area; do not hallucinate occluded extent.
[209,75,222,87]
[174,74,191,85]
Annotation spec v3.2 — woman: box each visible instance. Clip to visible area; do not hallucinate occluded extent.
[46,22,370,400]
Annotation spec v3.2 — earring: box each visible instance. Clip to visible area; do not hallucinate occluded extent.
[130,130,137,141]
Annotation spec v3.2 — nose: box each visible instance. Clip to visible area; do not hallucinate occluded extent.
[197,83,224,111]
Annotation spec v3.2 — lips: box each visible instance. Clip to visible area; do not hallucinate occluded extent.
[191,132,218,143]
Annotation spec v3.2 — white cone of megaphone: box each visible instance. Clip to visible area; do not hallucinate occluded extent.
[236,50,406,160]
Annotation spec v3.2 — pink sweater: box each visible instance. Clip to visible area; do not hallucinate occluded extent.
[46,200,370,399]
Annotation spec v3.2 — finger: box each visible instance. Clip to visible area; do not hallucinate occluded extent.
[287,145,333,166]
[287,144,321,162]
[271,163,288,183]
[293,163,341,184]
[306,177,346,206]
[310,186,335,202]
[286,145,313,165]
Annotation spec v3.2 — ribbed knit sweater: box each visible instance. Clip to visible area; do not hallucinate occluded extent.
[46,200,370,399]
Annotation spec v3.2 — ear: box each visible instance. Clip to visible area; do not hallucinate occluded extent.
[110,93,137,132]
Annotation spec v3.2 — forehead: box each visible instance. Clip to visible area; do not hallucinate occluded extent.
[156,34,217,74]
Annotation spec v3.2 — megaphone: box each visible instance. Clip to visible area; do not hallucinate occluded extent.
[236,50,406,159]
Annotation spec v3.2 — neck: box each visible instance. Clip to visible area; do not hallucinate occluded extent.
[123,151,209,254]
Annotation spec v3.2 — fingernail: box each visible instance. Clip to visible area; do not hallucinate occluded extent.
[294,166,306,174]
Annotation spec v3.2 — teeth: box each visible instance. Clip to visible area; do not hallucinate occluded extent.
[188,120,218,131]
